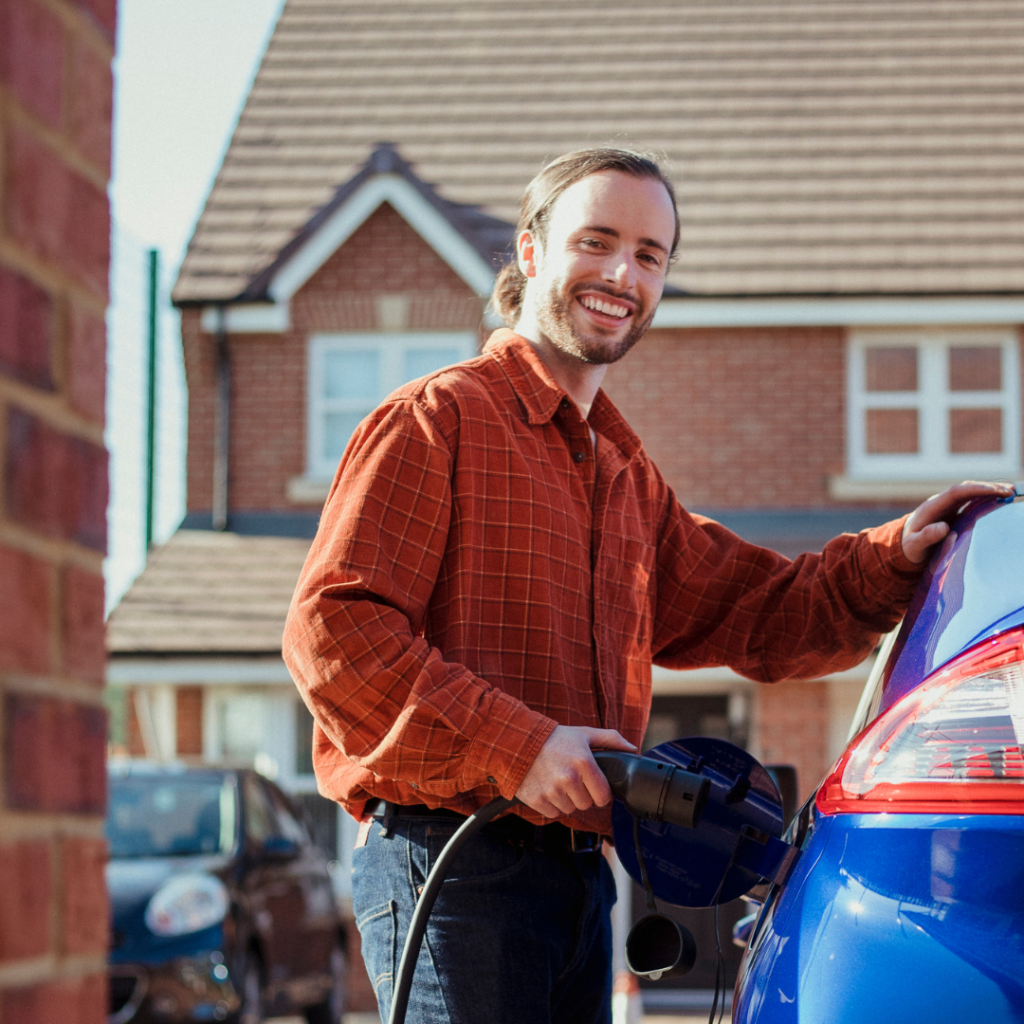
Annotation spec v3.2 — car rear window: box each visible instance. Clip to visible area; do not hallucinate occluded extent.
[107,777,236,858]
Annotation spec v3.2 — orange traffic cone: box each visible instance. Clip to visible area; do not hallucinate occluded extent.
[612,970,643,1024]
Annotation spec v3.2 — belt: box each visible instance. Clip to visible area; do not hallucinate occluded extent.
[364,799,603,855]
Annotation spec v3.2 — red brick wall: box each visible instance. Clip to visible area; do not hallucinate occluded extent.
[175,686,203,757]
[752,681,831,803]
[183,203,485,514]
[603,326,847,508]
[0,0,113,1018]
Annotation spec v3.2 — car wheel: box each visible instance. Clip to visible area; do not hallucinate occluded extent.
[304,941,346,1024]
[229,952,263,1024]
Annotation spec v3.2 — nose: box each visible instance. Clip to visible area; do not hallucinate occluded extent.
[605,253,637,291]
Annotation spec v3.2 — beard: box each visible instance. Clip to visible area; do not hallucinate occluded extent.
[535,281,655,365]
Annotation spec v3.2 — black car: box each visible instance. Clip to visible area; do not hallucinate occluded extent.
[106,763,347,1024]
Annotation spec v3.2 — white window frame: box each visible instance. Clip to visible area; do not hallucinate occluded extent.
[847,329,1021,481]
[306,332,477,481]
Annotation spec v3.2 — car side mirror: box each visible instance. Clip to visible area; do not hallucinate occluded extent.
[261,835,299,861]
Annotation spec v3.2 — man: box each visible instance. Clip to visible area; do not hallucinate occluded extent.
[283,149,1011,1023]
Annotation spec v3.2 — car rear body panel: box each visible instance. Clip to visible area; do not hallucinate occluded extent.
[884,498,1024,711]
[735,496,1024,1022]
[735,813,1024,1023]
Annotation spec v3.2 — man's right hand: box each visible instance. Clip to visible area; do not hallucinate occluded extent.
[515,725,636,819]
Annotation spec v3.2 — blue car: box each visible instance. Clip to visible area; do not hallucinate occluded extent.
[733,491,1024,1022]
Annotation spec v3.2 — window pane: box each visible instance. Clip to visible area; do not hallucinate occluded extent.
[404,347,465,383]
[217,694,266,759]
[243,775,278,844]
[324,349,380,400]
[866,347,917,392]
[866,409,918,453]
[292,793,339,859]
[949,408,1002,453]
[295,700,314,776]
[266,785,309,845]
[323,411,365,463]
[949,347,1001,392]
[107,778,232,858]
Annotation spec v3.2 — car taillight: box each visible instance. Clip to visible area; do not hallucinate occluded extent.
[818,626,1024,815]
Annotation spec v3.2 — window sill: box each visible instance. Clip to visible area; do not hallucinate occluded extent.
[829,473,1023,502]
[286,476,332,504]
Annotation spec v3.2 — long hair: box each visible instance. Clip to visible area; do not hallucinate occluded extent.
[491,148,679,327]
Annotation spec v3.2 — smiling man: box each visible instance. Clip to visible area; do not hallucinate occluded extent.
[284,149,1012,1024]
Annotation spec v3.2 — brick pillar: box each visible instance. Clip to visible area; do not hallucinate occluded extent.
[0,1,115,1021]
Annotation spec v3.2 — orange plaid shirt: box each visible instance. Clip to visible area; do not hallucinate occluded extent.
[283,330,920,833]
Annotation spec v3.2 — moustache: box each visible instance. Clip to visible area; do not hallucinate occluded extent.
[573,283,641,309]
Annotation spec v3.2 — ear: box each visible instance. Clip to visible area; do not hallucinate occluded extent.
[517,229,539,278]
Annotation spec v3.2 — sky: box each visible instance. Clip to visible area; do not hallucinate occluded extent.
[112,0,286,263]
[105,0,286,610]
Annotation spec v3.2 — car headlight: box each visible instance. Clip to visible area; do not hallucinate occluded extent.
[144,874,229,937]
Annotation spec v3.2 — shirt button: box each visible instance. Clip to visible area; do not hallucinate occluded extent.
[573,450,586,463]
[560,398,570,410]
[409,782,419,789]
[487,776,498,785]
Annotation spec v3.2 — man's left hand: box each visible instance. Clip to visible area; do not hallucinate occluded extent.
[902,480,1016,565]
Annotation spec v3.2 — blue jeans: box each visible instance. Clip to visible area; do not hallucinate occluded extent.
[352,812,616,1024]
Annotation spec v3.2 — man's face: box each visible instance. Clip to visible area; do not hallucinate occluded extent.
[518,170,675,365]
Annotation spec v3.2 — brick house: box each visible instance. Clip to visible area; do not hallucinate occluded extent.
[107,0,1024,999]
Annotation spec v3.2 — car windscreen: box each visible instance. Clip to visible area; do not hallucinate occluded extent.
[107,776,236,858]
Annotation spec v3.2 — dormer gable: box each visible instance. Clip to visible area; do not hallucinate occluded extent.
[198,145,513,334]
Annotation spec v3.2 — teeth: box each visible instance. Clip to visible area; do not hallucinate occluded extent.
[581,295,629,318]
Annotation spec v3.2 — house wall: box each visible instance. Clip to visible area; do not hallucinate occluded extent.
[181,203,485,515]
[602,326,847,507]
[0,1,114,1020]
[753,681,832,802]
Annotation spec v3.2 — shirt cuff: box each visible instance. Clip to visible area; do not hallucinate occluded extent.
[460,689,558,800]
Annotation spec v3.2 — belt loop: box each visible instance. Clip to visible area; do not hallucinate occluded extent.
[380,800,395,838]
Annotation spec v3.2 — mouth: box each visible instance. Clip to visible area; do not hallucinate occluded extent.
[576,291,636,324]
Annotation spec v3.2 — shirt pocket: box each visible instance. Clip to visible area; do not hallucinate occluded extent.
[602,531,657,651]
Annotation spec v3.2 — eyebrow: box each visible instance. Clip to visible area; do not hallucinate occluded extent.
[582,225,669,255]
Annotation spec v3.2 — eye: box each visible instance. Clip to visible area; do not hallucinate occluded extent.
[638,252,663,268]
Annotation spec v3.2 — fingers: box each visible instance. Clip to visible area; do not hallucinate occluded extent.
[514,725,636,818]
[527,794,567,819]
[902,480,1013,564]
[582,727,637,753]
[917,480,1013,523]
[916,522,950,546]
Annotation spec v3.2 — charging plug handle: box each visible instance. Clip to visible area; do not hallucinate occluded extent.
[594,752,709,829]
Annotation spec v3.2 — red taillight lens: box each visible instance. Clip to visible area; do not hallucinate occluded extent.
[817,627,1024,815]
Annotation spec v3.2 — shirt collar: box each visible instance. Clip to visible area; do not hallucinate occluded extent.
[485,329,642,460]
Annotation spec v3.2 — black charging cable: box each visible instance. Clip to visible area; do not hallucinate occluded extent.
[709,905,725,1024]
[387,795,515,1024]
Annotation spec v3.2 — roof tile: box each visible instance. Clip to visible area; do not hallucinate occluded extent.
[173,0,1024,303]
